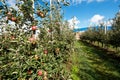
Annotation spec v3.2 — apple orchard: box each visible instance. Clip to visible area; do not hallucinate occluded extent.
[0,0,75,80]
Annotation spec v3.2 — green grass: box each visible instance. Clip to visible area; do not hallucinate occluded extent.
[70,41,120,80]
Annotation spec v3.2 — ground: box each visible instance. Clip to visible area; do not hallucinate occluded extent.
[69,41,120,80]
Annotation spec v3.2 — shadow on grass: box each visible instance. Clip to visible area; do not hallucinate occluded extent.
[81,41,120,61]
[79,67,120,80]
[75,41,120,80]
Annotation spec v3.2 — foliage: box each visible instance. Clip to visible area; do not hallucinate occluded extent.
[0,0,75,79]
[109,12,120,47]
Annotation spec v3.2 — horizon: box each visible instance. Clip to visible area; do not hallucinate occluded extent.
[73,25,112,32]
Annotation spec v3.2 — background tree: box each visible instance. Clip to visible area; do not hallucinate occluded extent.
[109,11,120,49]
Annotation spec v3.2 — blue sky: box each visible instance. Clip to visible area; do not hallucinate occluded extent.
[63,0,120,28]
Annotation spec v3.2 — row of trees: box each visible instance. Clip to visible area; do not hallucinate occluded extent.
[80,11,120,50]
[0,0,75,79]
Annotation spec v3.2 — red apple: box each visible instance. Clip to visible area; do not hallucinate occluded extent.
[28,37,36,44]
[37,70,42,76]
[11,17,17,22]
[44,50,48,54]
[37,11,45,18]
[32,26,37,31]
[11,36,15,40]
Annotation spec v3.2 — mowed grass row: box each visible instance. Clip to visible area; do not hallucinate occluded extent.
[70,41,120,80]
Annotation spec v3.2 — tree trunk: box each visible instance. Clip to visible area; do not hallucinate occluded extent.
[102,42,103,47]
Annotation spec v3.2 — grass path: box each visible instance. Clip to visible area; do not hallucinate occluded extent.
[70,41,120,80]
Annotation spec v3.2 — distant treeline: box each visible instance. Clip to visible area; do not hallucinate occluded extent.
[80,11,120,51]
[73,26,111,32]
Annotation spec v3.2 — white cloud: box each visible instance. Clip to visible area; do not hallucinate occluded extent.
[70,0,104,4]
[87,0,94,3]
[90,15,113,26]
[96,0,104,2]
[71,0,83,4]
[44,0,105,5]
[90,14,105,25]
[87,0,104,3]
[68,16,80,29]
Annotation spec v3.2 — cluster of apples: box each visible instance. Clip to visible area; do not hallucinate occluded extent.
[7,12,17,22]
[37,10,45,18]
[27,69,48,80]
